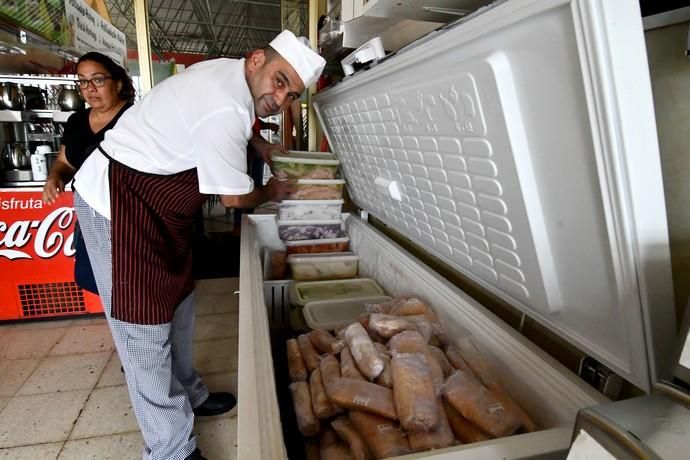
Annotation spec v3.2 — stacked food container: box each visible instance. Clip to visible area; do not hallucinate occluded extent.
[266,150,352,283]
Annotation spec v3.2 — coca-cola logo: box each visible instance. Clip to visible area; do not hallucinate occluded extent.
[0,207,75,260]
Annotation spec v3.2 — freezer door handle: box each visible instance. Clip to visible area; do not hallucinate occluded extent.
[374,176,402,201]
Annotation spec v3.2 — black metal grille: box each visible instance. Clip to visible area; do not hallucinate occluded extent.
[19,282,86,317]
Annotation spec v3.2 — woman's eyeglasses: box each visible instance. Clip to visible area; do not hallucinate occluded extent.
[74,76,113,89]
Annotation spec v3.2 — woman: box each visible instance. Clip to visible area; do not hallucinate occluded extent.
[43,51,135,293]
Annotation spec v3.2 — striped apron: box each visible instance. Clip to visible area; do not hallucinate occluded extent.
[103,147,209,325]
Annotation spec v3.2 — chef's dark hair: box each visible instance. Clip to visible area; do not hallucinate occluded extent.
[77,52,136,102]
[263,45,278,61]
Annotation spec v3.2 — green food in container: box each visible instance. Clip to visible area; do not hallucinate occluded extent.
[272,151,340,179]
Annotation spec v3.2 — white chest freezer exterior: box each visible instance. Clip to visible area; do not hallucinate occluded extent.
[236,0,677,458]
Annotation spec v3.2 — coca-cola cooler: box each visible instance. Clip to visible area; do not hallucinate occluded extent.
[0,187,102,321]
[235,0,680,458]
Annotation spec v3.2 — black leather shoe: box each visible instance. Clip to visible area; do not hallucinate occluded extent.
[193,392,237,416]
[185,448,207,460]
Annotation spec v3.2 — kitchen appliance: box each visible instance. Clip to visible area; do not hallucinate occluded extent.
[237,0,677,458]
[2,143,30,170]
[0,82,25,110]
[57,86,84,111]
[21,85,47,110]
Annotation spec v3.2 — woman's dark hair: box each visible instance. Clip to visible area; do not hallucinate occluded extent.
[77,52,136,102]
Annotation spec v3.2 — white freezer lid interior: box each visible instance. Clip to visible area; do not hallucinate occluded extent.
[313,0,676,392]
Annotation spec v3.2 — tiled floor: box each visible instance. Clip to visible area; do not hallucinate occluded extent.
[0,277,240,460]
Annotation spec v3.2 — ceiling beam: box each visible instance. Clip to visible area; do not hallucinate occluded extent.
[188,0,220,57]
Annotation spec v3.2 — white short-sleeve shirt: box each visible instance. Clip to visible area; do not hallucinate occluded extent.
[74,58,255,219]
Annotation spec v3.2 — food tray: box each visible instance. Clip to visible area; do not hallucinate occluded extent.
[284,235,350,255]
[277,199,344,221]
[303,295,393,330]
[287,252,359,281]
[290,277,385,307]
[286,179,345,200]
[277,219,342,241]
[272,151,340,179]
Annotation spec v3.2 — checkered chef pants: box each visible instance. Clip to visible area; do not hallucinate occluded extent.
[73,191,209,460]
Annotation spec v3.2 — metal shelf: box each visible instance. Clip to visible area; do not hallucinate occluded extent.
[27,134,54,142]
[0,110,75,123]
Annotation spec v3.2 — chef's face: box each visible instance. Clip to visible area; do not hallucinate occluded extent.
[76,60,122,112]
[246,48,304,117]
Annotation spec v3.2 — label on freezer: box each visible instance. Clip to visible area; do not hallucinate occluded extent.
[567,429,617,460]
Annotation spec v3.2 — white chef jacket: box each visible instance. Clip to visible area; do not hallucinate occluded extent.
[74,58,255,220]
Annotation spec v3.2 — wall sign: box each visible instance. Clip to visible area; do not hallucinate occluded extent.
[64,0,126,66]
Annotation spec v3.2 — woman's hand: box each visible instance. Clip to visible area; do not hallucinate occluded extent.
[43,176,65,205]
[42,147,74,205]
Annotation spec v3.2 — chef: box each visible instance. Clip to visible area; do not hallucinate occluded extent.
[72,30,325,460]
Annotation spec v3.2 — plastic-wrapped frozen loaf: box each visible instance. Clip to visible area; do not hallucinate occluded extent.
[288,252,359,281]
[442,370,523,438]
[391,352,439,432]
[278,219,342,241]
[278,199,344,221]
[289,381,321,437]
[343,322,385,380]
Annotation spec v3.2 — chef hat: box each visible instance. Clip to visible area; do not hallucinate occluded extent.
[269,30,326,88]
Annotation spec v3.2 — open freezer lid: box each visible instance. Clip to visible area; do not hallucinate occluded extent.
[313,0,676,392]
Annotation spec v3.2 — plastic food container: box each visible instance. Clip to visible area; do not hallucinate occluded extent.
[284,236,350,255]
[290,278,385,306]
[278,219,342,241]
[287,252,359,281]
[272,151,340,179]
[277,199,344,221]
[303,296,393,330]
[263,249,287,281]
[287,179,345,200]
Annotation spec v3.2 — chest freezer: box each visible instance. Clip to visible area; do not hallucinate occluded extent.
[236,0,676,458]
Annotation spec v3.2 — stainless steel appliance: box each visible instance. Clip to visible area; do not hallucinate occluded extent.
[0,82,25,110]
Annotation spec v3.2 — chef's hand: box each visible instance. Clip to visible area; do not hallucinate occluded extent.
[264,177,294,202]
[249,132,287,169]
[43,176,64,205]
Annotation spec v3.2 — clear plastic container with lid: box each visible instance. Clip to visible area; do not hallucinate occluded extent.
[271,151,340,179]
[286,179,345,200]
[290,277,385,306]
[277,199,344,221]
[284,235,350,255]
[277,219,342,241]
[303,295,393,330]
[287,252,359,281]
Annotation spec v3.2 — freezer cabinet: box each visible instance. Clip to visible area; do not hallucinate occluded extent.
[237,214,604,459]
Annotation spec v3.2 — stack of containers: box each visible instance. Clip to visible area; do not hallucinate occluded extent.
[271,151,390,341]
[270,151,360,283]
